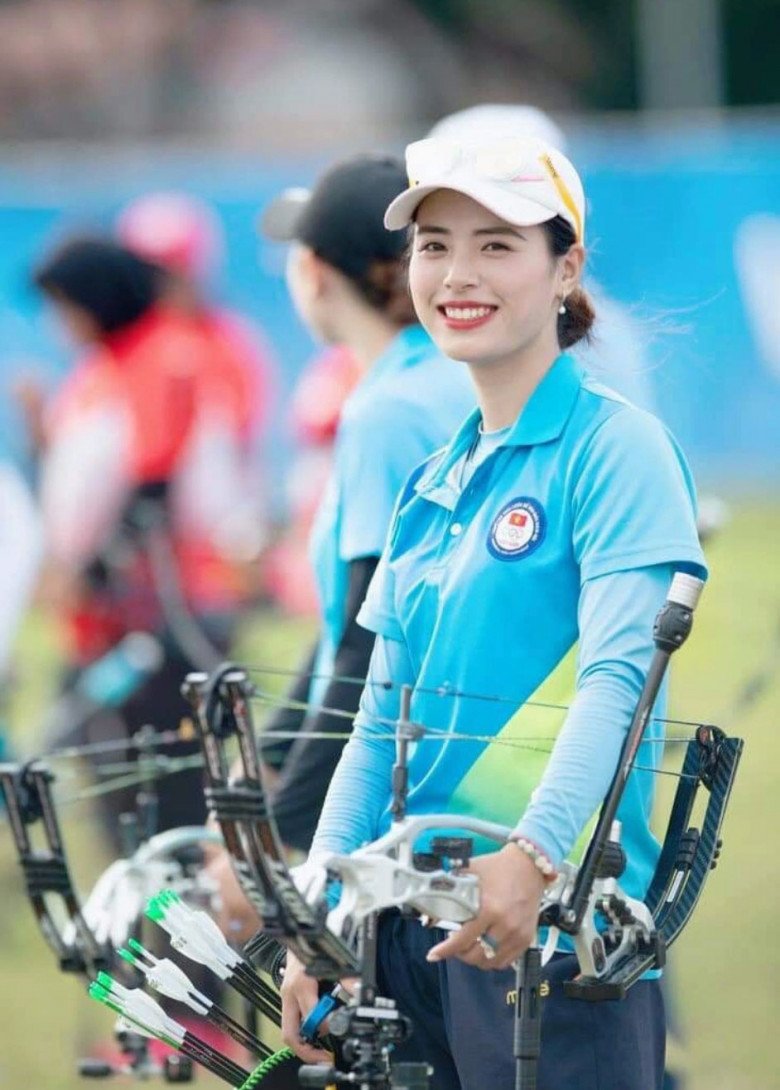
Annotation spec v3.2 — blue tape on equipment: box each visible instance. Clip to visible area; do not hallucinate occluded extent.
[299,993,338,1044]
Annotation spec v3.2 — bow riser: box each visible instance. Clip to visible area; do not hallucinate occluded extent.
[184,666,360,980]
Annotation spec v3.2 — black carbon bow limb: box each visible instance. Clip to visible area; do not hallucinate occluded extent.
[183,664,359,980]
[647,724,743,946]
[559,724,743,1003]
[0,761,110,974]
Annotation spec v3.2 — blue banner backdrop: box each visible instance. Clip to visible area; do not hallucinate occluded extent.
[0,120,778,488]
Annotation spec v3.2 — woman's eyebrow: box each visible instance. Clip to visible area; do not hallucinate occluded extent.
[473,226,525,238]
[415,224,525,238]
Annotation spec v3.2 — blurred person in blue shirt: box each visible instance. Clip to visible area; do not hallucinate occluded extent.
[253,155,474,853]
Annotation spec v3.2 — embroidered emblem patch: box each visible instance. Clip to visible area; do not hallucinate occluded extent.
[487,496,546,560]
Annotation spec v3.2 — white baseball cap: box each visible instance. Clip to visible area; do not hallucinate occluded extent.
[384,135,585,244]
[427,104,567,153]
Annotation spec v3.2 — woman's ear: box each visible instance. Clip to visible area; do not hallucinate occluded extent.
[559,243,585,298]
[297,246,329,297]
[286,243,330,316]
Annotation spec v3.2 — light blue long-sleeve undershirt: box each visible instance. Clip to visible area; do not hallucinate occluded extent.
[311,563,673,867]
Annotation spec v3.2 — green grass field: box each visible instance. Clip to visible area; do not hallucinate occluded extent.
[1,502,778,1089]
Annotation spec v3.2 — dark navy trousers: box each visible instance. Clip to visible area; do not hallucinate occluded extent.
[376,913,666,1090]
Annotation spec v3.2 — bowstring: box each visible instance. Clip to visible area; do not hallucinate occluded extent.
[31,682,701,809]
[248,688,700,781]
[49,740,696,812]
[60,753,207,803]
[14,608,769,779]
[244,662,713,730]
[13,598,778,812]
[247,684,701,746]
[5,661,715,817]
[35,678,700,769]
[43,726,194,762]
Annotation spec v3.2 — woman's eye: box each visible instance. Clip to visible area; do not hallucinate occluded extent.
[483,241,511,252]
[418,241,445,252]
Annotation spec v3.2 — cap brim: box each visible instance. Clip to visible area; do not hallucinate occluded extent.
[260,188,312,241]
[384,178,558,232]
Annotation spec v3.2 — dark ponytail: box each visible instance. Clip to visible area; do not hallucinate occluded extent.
[558,285,595,349]
[351,257,417,327]
[541,216,595,349]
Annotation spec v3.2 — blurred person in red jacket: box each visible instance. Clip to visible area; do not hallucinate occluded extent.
[117,191,276,583]
[33,236,257,843]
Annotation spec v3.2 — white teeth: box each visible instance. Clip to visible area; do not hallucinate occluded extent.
[443,306,494,321]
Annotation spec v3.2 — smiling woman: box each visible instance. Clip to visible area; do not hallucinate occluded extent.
[281,135,707,1090]
[410,196,582,421]
[398,139,592,432]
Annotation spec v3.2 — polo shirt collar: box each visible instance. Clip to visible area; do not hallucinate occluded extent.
[503,352,583,447]
[415,352,583,501]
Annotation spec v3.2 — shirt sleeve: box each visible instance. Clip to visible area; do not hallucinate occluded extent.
[336,397,434,563]
[514,563,674,866]
[310,632,414,855]
[356,548,403,642]
[267,557,378,851]
[572,407,707,581]
[354,462,423,643]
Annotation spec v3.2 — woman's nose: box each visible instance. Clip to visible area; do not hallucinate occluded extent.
[443,253,479,292]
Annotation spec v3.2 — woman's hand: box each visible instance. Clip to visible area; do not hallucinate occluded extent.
[280,950,333,1065]
[426,844,547,971]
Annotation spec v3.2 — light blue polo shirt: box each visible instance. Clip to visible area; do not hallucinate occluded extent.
[307,324,474,708]
[346,352,706,904]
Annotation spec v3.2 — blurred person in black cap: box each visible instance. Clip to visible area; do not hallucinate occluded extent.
[207,154,474,937]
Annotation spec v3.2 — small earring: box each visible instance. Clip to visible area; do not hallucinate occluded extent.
[558,300,567,315]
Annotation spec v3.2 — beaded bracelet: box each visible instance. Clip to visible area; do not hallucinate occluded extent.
[506,836,558,883]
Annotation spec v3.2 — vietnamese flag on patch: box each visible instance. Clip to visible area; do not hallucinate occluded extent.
[509,511,528,528]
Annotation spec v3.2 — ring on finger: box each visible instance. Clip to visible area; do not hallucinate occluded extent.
[476,933,498,960]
